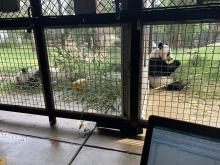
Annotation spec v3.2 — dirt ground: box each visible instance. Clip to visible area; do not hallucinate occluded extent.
[141,89,220,128]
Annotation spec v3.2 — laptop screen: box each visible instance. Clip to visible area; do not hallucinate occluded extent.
[147,127,220,165]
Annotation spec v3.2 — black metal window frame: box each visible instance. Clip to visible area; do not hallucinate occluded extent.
[0,0,219,134]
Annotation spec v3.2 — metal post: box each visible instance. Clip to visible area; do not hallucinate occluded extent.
[30,0,57,126]
[120,0,143,135]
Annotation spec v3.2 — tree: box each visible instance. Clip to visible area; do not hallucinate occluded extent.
[57,0,65,48]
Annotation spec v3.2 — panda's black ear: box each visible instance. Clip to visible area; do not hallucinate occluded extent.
[21,68,28,73]
[158,42,163,49]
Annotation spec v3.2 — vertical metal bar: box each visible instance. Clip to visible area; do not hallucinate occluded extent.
[121,0,130,119]
[147,0,154,65]
[125,0,143,134]
[122,24,131,118]
[30,0,56,125]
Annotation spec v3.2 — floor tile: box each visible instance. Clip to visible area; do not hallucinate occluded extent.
[73,146,141,165]
[0,131,79,165]
[86,128,145,154]
[0,111,95,144]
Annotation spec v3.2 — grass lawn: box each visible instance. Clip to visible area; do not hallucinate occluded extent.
[0,46,38,72]
[0,44,219,100]
[174,45,220,99]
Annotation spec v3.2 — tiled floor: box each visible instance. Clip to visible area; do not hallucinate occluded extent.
[0,111,144,165]
[0,132,79,165]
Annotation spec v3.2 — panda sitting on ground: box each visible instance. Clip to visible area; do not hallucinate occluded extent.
[13,67,70,85]
[148,42,184,90]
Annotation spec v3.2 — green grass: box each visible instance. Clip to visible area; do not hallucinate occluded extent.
[0,46,38,72]
[0,41,122,113]
[0,44,121,72]
[47,46,121,76]
[173,46,220,99]
[0,44,220,100]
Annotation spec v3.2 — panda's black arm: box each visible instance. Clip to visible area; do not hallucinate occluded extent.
[149,58,181,76]
[166,60,181,74]
[149,58,169,76]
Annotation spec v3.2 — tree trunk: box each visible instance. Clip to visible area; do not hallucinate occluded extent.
[172,24,181,48]
[208,23,220,44]
[31,32,36,52]
[57,0,65,48]
[74,0,99,50]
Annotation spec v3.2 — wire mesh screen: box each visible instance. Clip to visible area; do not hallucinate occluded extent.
[45,27,122,116]
[141,23,220,127]
[0,0,30,18]
[42,0,116,16]
[0,29,45,108]
[142,0,220,8]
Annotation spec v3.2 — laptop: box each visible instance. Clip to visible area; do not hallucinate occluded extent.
[141,116,220,165]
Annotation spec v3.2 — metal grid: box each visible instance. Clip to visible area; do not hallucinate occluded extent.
[0,0,30,18]
[141,23,220,127]
[0,30,45,108]
[41,0,116,16]
[96,0,116,13]
[45,27,122,116]
[142,0,220,8]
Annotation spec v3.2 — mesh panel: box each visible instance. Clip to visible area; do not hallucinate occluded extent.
[42,0,116,16]
[97,0,116,13]
[0,30,45,108]
[45,27,122,116]
[0,0,30,18]
[142,0,220,8]
[141,23,220,127]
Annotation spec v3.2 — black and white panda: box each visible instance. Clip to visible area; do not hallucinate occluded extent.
[148,42,184,90]
[13,67,70,85]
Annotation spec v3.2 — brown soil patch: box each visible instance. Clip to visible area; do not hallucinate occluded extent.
[141,90,220,127]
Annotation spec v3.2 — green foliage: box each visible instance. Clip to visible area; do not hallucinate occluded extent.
[60,72,121,113]
[180,24,209,44]
[153,24,209,47]
[65,28,97,50]
[0,79,14,94]
[52,47,122,113]
[0,79,41,95]
[52,47,103,73]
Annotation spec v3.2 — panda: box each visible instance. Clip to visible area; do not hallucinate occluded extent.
[13,67,71,85]
[148,42,184,90]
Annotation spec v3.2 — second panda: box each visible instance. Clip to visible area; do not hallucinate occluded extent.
[13,67,71,85]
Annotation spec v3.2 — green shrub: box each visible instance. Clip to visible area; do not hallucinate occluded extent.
[53,47,122,113]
